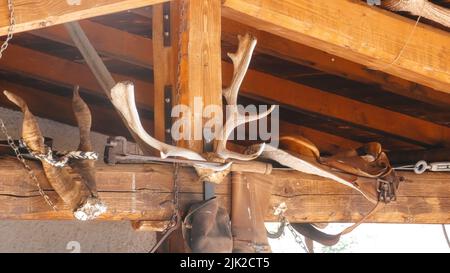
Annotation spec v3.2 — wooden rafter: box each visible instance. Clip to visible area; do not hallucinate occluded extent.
[27,21,450,148]
[0,0,167,36]
[32,20,153,69]
[279,121,362,154]
[223,64,450,147]
[222,0,450,93]
[0,44,154,109]
[0,158,448,224]
[221,18,450,107]
[29,8,450,108]
[0,79,153,137]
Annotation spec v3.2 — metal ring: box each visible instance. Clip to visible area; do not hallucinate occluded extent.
[414,160,428,174]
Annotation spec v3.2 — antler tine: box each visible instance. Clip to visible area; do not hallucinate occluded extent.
[223,34,257,105]
[217,105,276,160]
[110,81,206,161]
[217,34,276,161]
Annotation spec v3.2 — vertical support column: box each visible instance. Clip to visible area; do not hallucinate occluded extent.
[150,0,223,253]
[178,0,222,202]
[177,0,223,152]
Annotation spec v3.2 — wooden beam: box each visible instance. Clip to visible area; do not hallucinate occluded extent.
[6,28,363,154]
[32,12,450,107]
[31,22,446,148]
[0,44,154,110]
[32,20,153,69]
[221,18,450,107]
[0,157,448,224]
[279,121,361,154]
[222,0,450,93]
[222,63,450,147]
[0,0,167,36]
[129,6,153,19]
[0,79,153,136]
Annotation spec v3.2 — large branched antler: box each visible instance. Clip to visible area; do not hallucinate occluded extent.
[110,81,231,171]
[216,34,276,161]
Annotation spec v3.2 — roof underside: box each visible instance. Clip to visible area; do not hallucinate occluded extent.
[0,1,449,156]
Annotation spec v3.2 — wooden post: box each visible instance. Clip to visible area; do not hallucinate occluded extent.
[177,0,223,151]
[148,0,223,253]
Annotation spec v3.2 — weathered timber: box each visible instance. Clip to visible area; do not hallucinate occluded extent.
[0,0,167,36]
[0,157,448,224]
[28,22,450,147]
[221,17,450,107]
[222,0,450,93]
[0,45,154,110]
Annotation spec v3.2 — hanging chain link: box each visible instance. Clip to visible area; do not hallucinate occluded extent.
[0,120,57,210]
[150,1,187,252]
[161,0,187,236]
[268,203,309,253]
[0,0,15,59]
[171,0,187,221]
[0,0,57,210]
[286,220,309,253]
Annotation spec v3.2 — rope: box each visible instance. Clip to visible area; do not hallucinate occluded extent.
[21,141,98,168]
[379,1,425,70]
[443,225,450,248]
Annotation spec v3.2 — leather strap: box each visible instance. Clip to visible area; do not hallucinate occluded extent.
[278,136,399,247]
[291,202,385,246]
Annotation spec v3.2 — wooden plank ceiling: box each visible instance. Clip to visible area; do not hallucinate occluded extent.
[0,2,449,157]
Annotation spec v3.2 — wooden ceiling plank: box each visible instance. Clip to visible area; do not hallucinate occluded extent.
[0,44,154,110]
[222,18,450,107]
[0,0,167,36]
[279,120,362,154]
[222,63,450,147]
[0,79,153,136]
[32,20,153,69]
[222,0,450,94]
[30,6,450,107]
[8,22,448,147]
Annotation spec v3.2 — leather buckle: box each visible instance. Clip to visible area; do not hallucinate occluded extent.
[376,177,396,203]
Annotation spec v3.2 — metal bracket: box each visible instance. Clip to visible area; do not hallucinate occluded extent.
[163,2,171,47]
[164,85,173,144]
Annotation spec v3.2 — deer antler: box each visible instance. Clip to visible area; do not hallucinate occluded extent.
[217,34,275,161]
[110,81,231,172]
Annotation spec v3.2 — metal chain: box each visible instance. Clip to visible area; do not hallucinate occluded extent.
[160,0,187,237]
[0,0,15,59]
[171,0,186,221]
[0,1,56,210]
[0,120,57,210]
[286,221,309,253]
[268,203,309,252]
[150,2,187,252]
